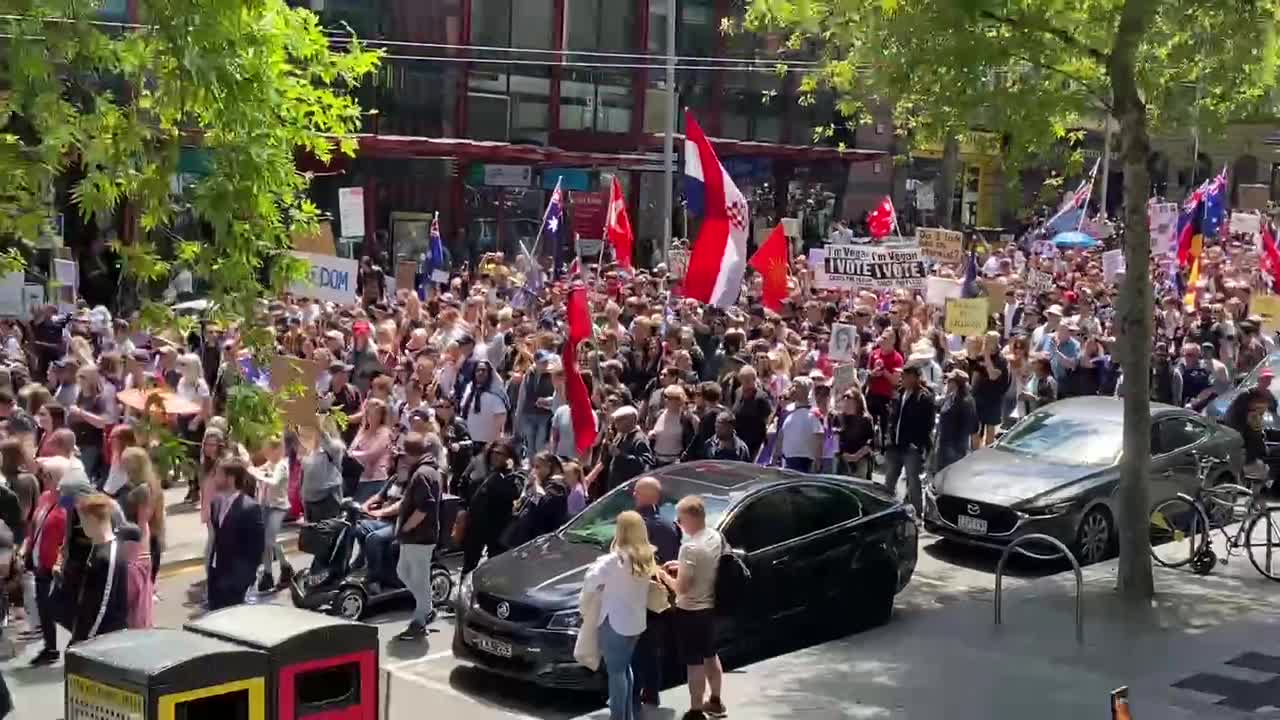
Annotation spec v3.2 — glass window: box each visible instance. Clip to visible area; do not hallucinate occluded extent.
[510,71,551,133]
[471,0,511,47]
[679,0,716,57]
[788,485,862,537]
[1155,418,1208,455]
[997,411,1123,466]
[511,0,555,50]
[648,1,670,54]
[561,480,731,549]
[565,0,601,51]
[724,490,796,552]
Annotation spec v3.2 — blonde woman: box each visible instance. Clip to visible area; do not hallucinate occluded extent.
[120,447,162,627]
[583,511,656,720]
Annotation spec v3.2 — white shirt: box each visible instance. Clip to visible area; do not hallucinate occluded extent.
[463,387,506,444]
[583,552,650,636]
[779,405,823,460]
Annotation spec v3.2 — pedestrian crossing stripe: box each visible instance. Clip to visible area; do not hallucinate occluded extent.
[67,674,144,720]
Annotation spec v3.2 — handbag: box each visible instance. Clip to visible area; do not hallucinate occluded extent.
[646,576,670,614]
[573,588,602,671]
[451,509,470,546]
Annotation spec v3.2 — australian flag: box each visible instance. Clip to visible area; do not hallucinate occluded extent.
[418,212,449,299]
[544,178,565,277]
[1201,167,1229,240]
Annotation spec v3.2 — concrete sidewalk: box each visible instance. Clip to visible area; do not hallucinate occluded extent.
[157,486,299,576]
[577,529,1280,720]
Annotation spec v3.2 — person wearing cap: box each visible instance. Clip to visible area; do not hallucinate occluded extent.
[347,320,381,394]
[325,361,363,443]
[597,406,654,496]
[514,350,557,460]
[936,369,978,472]
[1031,304,1064,352]
[451,334,479,402]
[884,365,934,514]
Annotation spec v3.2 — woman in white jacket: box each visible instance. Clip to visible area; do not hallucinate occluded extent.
[583,511,656,720]
[255,435,293,592]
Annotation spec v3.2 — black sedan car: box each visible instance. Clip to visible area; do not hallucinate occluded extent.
[924,397,1244,564]
[452,460,918,690]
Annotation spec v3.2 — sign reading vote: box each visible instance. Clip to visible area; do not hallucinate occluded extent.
[290,251,359,304]
[810,244,927,290]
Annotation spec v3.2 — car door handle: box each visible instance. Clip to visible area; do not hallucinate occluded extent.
[772,558,789,568]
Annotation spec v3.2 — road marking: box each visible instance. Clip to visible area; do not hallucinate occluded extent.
[386,650,453,670]
[383,666,542,720]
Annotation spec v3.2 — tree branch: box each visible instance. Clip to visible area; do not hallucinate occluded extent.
[979,9,1110,65]
[1006,52,1112,110]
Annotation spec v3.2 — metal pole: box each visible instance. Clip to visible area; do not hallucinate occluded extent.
[661,0,677,264]
[1100,117,1113,219]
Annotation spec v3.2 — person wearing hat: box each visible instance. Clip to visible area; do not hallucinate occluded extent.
[325,361,363,443]
[598,406,654,496]
[905,339,944,396]
[936,369,978,472]
[1031,304,1064,352]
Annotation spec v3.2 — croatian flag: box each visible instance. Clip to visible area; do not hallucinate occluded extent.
[682,111,748,309]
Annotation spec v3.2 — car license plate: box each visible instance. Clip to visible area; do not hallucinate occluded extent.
[957,515,988,534]
[472,633,513,658]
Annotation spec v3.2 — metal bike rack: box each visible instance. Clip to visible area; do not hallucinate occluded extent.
[993,533,1084,645]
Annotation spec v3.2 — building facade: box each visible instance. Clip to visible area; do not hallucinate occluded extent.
[291,0,891,269]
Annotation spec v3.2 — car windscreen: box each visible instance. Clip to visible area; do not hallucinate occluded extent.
[995,410,1122,466]
[560,480,731,549]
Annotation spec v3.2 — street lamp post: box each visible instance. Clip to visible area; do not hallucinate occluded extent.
[662,0,677,264]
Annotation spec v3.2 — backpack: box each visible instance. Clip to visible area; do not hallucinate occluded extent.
[712,540,752,616]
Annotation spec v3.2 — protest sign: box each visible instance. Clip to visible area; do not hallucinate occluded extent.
[1230,212,1262,238]
[337,187,365,239]
[270,356,325,429]
[53,259,77,313]
[925,276,962,306]
[668,249,690,279]
[1148,203,1178,256]
[292,221,336,256]
[1027,269,1055,293]
[1102,249,1126,283]
[832,364,857,398]
[289,251,359,305]
[22,285,43,319]
[945,298,989,336]
[1080,217,1115,239]
[1251,295,1280,333]
[809,244,927,290]
[830,323,858,361]
[396,260,417,295]
[915,227,964,263]
[0,272,23,317]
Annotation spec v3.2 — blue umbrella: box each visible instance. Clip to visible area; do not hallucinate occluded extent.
[1052,231,1099,249]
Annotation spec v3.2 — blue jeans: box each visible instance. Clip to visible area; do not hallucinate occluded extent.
[357,519,395,585]
[518,413,550,458]
[600,618,641,720]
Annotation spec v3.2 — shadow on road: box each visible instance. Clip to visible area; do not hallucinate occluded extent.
[922,537,1075,579]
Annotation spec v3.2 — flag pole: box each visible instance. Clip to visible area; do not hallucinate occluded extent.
[1076,159,1100,231]
[529,177,562,259]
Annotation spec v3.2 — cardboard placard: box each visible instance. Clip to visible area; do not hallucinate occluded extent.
[1027,269,1055,293]
[270,356,325,429]
[668,250,690,280]
[1251,295,1280,334]
[292,221,337,256]
[1148,202,1178,256]
[396,260,418,295]
[1231,212,1262,238]
[809,244,927,290]
[832,363,858,398]
[53,259,76,314]
[945,297,990,336]
[337,187,365,239]
[915,227,964,264]
[829,323,858,362]
[1238,184,1270,213]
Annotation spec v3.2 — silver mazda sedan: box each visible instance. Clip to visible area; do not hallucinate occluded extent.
[923,397,1244,564]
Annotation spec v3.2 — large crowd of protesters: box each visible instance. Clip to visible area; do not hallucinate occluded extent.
[0,216,1271,720]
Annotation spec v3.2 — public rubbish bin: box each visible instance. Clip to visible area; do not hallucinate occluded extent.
[65,628,269,720]
[185,604,378,720]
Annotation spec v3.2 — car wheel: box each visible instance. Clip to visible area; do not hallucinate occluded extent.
[333,587,367,620]
[1075,507,1114,565]
[430,568,454,606]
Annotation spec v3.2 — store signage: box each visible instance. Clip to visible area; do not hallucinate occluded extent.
[809,244,927,290]
[543,169,591,191]
[289,251,359,304]
[482,164,533,187]
[571,191,608,244]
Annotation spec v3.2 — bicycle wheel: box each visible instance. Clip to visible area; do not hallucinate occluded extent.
[1149,496,1208,568]
[1245,506,1280,581]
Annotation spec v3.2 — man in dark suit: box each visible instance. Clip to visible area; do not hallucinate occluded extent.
[208,460,265,610]
[632,476,680,707]
[884,366,935,515]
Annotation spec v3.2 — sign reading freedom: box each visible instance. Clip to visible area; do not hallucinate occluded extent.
[810,244,928,290]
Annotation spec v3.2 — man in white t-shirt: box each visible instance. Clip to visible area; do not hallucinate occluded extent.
[658,495,727,720]
[777,376,824,473]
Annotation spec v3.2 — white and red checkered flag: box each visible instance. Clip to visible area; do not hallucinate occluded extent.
[867,196,896,239]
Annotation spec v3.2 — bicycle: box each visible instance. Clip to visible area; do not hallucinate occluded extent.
[1148,454,1280,580]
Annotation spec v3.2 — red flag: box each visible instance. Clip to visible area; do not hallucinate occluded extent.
[867,196,896,239]
[605,177,634,269]
[562,286,598,455]
[566,256,582,278]
[1261,222,1280,292]
[748,223,790,313]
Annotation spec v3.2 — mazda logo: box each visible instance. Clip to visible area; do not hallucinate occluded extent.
[967,503,981,516]
[496,601,511,620]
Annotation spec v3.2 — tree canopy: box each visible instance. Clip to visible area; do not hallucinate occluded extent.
[1,0,380,445]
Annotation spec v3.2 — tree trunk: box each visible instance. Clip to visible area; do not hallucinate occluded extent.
[937,134,961,229]
[1108,0,1159,604]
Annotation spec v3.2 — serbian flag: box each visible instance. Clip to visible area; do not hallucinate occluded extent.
[1261,222,1280,292]
[604,176,634,269]
[682,112,748,308]
[749,223,789,313]
[561,285,598,455]
[867,196,896,239]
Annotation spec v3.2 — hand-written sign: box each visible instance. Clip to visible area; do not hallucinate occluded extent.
[1251,295,1280,334]
[1027,269,1055,292]
[288,251,358,305]
[945,297,989,336]
[809,244,927,290]
[915,227,964,263]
